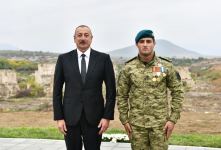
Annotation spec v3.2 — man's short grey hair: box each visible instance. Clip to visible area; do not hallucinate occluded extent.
[74,25,93,36]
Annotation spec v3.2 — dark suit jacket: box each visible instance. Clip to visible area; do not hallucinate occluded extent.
[53,49,116,126]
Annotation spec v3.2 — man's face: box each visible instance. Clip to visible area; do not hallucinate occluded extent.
[74,27,93,52]
[136,37,155,57]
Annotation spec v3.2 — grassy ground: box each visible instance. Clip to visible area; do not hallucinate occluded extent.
[169,134,221,148]
[0,127,221,148]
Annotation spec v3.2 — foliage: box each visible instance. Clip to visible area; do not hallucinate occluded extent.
[171,57,206,66]
[15,89,32,98]
[0,50,58,58]
[16,76,45,98]
[190,66,221,81]
[0,128,221,147]
[0,58,11,69]
[0,58,45,98]
[0,58,37,72]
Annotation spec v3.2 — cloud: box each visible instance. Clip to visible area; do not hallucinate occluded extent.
[0,0,221,55]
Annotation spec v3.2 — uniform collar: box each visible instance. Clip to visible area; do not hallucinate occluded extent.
[137,52,158,66]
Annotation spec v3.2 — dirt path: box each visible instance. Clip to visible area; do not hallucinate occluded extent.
[1,111,221,134]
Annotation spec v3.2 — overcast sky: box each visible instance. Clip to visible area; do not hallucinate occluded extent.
[0,0,221,55]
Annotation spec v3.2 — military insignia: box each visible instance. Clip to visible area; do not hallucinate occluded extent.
[156,72,161,76]
[152,66,161,76]
[152,62,167,81]
[160,66,165,72]
[162,73,166,77]
[152,77,157,81]
[152,66,161,72]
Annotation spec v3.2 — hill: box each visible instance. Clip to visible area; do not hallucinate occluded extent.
[108,39,204,58]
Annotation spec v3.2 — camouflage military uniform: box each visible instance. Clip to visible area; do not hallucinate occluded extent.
[117,54,184,150]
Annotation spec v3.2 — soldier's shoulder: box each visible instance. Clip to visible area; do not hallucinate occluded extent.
[158,56,172,63]
[125,56,138,65]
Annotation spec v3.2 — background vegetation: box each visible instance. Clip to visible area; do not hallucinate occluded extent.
[0,128,220,147]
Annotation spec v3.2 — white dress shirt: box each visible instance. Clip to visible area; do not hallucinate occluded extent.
[77,48,91,73]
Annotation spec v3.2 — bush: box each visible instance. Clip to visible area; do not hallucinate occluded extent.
[15,89,32,98]
[16,76,45,98]
[30,86,45,97]
[0,58,12,69]
[0,58,37,72]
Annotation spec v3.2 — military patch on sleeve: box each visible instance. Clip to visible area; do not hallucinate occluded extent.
[175,71,181,81]
[159,56,172,62]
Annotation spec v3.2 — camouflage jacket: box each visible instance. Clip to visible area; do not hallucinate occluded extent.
[117,54,184,128]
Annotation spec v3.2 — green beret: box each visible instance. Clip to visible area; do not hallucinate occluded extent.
[135,29,154,43]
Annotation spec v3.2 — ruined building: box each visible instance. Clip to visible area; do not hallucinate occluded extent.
[35,64,55,97]
[0,69,19,98]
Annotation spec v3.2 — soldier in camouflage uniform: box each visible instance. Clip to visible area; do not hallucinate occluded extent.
[117,29,184,150]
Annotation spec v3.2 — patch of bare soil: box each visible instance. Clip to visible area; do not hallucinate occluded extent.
[0,111,55,128]
[0,110,221,134]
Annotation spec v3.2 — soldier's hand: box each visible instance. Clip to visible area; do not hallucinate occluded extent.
[57,119,67,135]
[123,123,132,139]
[163,121,175,140]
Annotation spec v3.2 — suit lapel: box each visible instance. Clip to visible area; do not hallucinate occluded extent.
[85,49,98,84]
[71,50,83,85]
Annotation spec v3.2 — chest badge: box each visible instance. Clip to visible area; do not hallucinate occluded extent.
[152,63,167,81]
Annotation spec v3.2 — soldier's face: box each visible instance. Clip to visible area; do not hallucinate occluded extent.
[74,27,93,52]
[136,38,155,57]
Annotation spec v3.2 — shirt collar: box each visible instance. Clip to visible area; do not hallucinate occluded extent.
[77,48,91,58]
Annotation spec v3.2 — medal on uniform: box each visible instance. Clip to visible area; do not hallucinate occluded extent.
[152,66,160,82]
[152,66,161,79]
[152,63,167,81]
[156,72,161,76]
[152,77,156,81]
[160,66,164,72]
[160,66,167,77]
[152,66,161,74]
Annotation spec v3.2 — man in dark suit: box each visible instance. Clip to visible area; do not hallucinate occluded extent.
[53,25,116,150]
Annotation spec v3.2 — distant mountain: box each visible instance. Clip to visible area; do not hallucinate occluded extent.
[108,39,204,58]
[0,43,19,50]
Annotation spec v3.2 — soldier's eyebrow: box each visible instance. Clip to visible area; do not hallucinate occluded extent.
[139,40,144,43]
[146,39,152,43]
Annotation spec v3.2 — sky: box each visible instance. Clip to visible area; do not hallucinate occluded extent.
[0,0,221,55]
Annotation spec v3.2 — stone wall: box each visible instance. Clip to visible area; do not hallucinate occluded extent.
[35,64,55,97]
[0,69,19,98]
